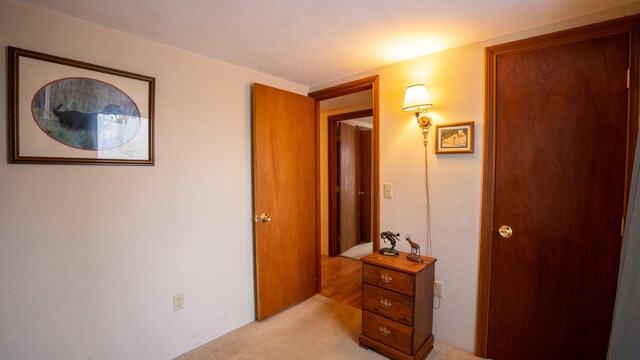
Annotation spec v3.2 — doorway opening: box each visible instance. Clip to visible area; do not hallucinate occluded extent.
[309,75,379,308]
[327,109,374,260]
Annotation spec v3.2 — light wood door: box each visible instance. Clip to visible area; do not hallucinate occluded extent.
[252,83,316,320]
[487,32,631,359]
[339,122,360,253]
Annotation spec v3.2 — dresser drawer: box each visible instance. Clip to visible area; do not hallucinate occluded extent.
[363,263,415,296]
[362,310,412,354]
[363,283,413,326]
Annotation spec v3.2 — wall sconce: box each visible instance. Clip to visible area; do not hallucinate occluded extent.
[403,83,435,260]
[403,84,433,146]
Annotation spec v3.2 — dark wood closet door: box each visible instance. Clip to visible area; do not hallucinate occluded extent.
[359,128,373,243]
[488,32,630,359]
[339,122,360,253]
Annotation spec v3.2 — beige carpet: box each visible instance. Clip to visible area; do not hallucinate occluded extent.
[340,241,373,260]
[175,295,481,360]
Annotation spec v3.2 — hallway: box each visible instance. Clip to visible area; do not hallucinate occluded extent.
[319,255,362,309]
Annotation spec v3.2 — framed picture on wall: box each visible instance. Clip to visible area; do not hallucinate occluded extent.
[435,121,474,154]
[7,47,155,165]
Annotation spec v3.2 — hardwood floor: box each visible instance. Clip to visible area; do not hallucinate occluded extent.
[320,255,362,309]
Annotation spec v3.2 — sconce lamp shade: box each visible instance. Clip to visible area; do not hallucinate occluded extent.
[403,84,433,112]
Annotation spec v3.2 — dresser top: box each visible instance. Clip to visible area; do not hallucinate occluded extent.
[362,251,436,274]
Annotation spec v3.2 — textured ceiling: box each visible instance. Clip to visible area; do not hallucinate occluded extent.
[17,0,636,86]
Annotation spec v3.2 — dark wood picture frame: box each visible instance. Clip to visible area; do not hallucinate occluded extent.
[7,47,155,165]
[435,121,474,154]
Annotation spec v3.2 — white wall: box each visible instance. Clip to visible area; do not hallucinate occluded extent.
[0,1,307,359]
[311,2,640,352]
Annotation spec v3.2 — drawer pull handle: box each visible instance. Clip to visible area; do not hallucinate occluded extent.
[380,326,391,336]
[380,298,392,308]
[380,274,393,283]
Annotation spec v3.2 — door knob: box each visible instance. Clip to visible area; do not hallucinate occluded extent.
[498,225,513,238]
[260,213,271,223]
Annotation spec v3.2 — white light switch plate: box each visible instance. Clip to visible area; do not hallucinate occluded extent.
[383,183,393,198]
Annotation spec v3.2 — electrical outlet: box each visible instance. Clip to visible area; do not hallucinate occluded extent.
[173,293,185,311]
[434,281,443,299]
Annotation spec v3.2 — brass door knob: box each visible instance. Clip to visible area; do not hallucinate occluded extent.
[498,225,513,238]
[260,213,271,223]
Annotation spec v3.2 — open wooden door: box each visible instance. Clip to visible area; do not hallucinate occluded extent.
[252,83,316,320]
[339,122,360,253]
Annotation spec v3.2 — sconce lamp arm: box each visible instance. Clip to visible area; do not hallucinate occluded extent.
[415,111,432,147]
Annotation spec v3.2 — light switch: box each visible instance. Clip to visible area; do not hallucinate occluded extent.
[383,183,393,198]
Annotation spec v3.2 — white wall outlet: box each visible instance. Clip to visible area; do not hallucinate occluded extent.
[434,281,443,299]
[173,293,185,311]
[383,183,393,198]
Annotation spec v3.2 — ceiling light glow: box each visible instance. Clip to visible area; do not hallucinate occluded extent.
[382,36,447,62]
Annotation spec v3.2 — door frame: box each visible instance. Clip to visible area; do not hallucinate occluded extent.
[474,15,640,357]
[309,75,380,292]
[328,109,374,256]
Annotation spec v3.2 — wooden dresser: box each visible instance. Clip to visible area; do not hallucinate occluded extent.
[359,252,436,360]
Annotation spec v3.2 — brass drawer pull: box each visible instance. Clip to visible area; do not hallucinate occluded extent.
[379,326,391,336]
[380,273,392,283]
[380,298,392,308]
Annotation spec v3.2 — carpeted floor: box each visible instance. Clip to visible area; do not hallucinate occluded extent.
[340,241,373,260]
[175,295,481,360]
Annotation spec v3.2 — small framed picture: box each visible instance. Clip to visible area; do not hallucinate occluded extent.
[8,47,155,165]
[435,121,474,154]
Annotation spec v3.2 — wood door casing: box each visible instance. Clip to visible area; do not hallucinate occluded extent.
[339,122,360,253]
[476,17,638,358]
[252,83,316,320]
[311,76,380,260]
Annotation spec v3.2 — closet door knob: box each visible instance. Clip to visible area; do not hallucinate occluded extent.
[498,225,513,238]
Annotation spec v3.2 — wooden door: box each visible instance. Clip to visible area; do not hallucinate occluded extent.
[486,31,631,359]
[359,128,373,243]
[252,83,316,320]
[339,122,360,253]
